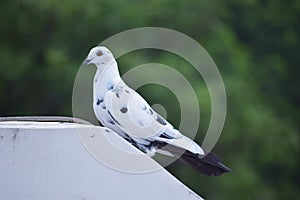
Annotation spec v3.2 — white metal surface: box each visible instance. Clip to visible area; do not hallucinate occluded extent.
[0,121,203,200]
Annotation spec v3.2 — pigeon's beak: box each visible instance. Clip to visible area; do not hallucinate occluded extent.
[82,58,91,66]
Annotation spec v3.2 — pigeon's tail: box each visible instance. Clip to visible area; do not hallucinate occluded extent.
[178,150,231,176]
[153,141,231,176]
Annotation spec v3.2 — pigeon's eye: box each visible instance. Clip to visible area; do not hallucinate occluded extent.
[96,51,103,56]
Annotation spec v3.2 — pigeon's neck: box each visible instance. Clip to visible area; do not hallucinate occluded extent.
[93,61,122,92]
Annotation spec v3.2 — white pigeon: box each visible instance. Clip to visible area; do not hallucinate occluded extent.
[83,46,230,176]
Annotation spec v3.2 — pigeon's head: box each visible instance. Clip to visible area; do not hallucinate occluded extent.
[83,46,115,67]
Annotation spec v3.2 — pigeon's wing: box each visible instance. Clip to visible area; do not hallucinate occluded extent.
[104,83,204,155]
[103,83,180,138]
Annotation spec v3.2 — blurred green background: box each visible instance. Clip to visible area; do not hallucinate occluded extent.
[1,0,299,199]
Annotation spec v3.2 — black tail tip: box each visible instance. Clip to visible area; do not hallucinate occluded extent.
[200,152,231,176]
[219,163,232,173]
[210,162,231,176]
[179,151,231,176]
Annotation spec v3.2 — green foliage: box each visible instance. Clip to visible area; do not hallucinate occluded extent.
[1,0,299,199]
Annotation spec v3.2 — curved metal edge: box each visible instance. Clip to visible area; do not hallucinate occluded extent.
[0,116,93,125]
